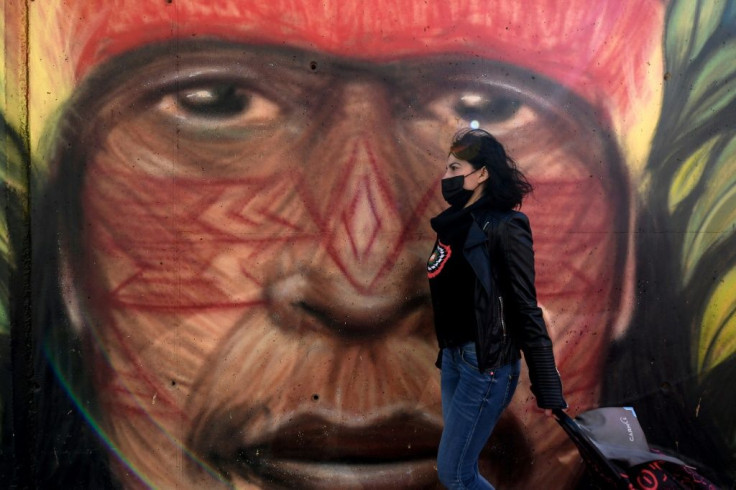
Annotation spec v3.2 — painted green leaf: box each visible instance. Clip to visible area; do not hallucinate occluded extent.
[668,136,717,214]
[699,266,736,374]
[692,1,727,60]
[666,0,699,72]
[682,137,736,284]
[666,0,726,74]
[688,38,736,126]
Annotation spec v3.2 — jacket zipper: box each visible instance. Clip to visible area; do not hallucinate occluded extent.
[498,296,507,341]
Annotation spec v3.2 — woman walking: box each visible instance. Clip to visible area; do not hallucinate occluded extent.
[428,129,567,489]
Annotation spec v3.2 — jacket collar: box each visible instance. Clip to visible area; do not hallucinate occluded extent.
[464,217,488,250]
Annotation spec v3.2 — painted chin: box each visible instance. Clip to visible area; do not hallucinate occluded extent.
[176,308,542,489]
[180,309,441,488]
[231,461,439,490]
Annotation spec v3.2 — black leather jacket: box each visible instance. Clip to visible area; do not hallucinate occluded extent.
[436,207,567,409]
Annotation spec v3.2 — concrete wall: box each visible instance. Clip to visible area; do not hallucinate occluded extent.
[1,0,735,487]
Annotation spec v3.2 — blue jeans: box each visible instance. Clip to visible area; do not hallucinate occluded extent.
[437,342,521,489]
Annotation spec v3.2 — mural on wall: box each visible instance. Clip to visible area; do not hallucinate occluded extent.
[0,0,734,488]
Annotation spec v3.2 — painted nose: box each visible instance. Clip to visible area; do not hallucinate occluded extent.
[264,81,436,339]
[265,269,428,339]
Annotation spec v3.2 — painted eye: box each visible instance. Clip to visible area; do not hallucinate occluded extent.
[177,85,247,116]
[429,91,537,132]
[157,83,281,126]
[454,94,520,123]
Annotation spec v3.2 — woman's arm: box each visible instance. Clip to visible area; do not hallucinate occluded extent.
[499,213,567,409]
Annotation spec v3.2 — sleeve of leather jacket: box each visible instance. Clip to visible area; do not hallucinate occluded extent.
[500,213,567,409]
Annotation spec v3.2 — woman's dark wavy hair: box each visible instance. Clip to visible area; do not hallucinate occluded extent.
[449,129,532,210]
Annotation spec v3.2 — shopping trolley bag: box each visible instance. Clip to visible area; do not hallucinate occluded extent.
[553,407,717,489]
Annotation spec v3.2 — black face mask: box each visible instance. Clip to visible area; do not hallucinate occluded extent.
[441,168,480,207]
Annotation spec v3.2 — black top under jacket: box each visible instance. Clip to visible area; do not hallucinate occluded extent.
[428,205,476,347]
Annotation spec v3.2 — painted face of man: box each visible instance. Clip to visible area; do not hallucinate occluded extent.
[49,1,664,488]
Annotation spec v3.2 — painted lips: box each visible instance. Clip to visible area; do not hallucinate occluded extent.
[210,411,443,489]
